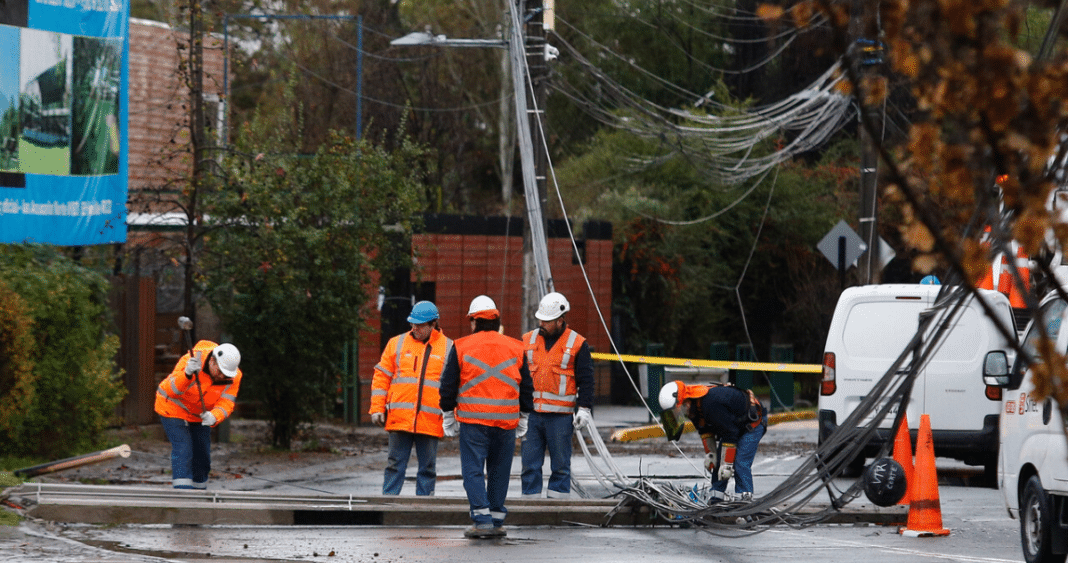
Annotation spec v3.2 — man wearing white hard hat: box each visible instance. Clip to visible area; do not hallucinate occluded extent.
[155,340,243,489]
[439,295,534,539]
[658,379,767,500]
[520,291,595,499]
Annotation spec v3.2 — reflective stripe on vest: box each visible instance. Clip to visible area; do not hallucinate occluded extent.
[460,356,520,394]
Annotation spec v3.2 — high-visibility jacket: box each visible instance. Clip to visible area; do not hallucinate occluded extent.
[453,330,526,430]
[155,340,243,424]
[523,327,585,414]
[370,328,453,437]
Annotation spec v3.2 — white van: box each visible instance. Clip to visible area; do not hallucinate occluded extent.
[819,284,1016,477]
[991,290,1068,563]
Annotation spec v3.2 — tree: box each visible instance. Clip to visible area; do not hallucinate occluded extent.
[556,124,856,361]
[200,82,431,448]
[777,1,1068,407]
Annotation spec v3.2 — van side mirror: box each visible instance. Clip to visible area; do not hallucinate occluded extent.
[983,351,1010,387]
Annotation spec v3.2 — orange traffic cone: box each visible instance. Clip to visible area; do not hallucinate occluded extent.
[996,254,1013,294]
[1008,246,1031,308]
[899,414,950,537]
[892,413,913,506]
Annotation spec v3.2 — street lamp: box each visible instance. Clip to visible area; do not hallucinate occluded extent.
[390,31,506,49]
[391,13,556,322]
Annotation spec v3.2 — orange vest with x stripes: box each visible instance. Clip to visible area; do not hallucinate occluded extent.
[452,330,526,430]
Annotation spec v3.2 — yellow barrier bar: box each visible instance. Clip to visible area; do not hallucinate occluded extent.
[590,352,822,374]
[608,411,817,442]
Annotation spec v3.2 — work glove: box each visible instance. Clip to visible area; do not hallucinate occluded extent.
[573,407,593,431]
[718,443,737,481]
[371,412,386,427]
[200,410,217,427]
[516,412,529,439]
[184,354,202,377]
[704,452,717,473]
[443,411,459,437]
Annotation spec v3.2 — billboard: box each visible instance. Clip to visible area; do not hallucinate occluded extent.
[0,0,127,245]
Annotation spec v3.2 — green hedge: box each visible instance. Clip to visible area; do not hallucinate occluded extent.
[0,245,125,458]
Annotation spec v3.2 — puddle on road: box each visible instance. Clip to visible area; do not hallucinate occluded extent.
[79,538,313,562]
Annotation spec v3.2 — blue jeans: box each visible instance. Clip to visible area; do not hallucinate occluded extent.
[712,418,767,495]
[459,422,515,527]
[160,416,212,489]
[383,431,438,496]
[521,412,574,496]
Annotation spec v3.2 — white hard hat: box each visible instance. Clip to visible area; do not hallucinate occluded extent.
[535,292,570,321]
[658,380,707,410]
[659,381,680,410]
[468,295,498,317]
[212,343,241,378]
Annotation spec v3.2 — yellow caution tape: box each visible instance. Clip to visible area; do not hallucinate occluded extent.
[608,410,817,442]
[590,352,822,374]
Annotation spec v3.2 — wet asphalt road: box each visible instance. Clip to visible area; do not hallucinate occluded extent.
[0,410,1027,562]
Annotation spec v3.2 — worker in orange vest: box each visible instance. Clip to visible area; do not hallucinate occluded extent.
[520,291,595,499]
[439,295,534,539]
[370,300,453,496]
[155,340,243,489]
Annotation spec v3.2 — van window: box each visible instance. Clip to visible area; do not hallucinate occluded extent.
[843,301,926,360]
[926,306,983,362]
[1011,297,1066,389]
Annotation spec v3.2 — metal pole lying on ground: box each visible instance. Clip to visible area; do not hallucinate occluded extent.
[13,444,132,478]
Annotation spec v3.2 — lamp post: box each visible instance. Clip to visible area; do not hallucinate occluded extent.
[391,5,555,334]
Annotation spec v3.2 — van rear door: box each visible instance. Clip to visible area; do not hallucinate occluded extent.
[838,289,934,428]
[921,292,1012,432]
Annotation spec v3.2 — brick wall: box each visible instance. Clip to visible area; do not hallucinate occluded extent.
[354,215,614,424]
[128,18,226,201]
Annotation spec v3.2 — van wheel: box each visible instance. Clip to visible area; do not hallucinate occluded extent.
[1021,475,1067,563]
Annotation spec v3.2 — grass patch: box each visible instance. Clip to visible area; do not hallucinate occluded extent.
[0,471,21,487]
[0,457,40,475]
[0,508,21,526]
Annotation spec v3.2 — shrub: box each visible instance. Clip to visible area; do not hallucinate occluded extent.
[0,280,34,447]
[0,245,125,458]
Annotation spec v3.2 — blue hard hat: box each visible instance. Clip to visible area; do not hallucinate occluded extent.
[920,275,941,285]
[407,301,439,324]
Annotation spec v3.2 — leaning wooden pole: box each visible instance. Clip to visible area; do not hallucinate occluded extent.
[14,445,132,478]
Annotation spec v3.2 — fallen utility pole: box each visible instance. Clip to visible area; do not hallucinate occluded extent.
[14,444,131,478]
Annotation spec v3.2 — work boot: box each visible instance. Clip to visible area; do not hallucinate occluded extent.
[464,524,504,539]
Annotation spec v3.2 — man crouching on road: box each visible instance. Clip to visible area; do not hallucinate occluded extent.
[659,380,767,500]
[439,295,534,539]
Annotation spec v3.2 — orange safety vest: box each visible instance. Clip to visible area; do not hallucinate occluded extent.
[453,330,526,430]
[370,328,453,437]
[155,340,243,424]
[524,327,585,414]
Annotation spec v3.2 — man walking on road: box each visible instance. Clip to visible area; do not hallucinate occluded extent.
[155,340,243,489]
[520,292,595,499]
[439,295,533,539]
[369,300,453,496]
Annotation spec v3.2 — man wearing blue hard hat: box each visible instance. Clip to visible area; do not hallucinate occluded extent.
[369,300,453,495]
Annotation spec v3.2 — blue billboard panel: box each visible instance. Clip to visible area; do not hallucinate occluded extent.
[0,0,128,245]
